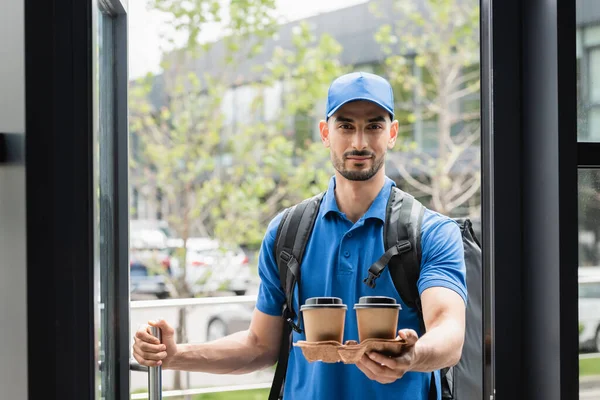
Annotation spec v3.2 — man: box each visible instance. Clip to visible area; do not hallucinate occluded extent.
[133,71,467,399]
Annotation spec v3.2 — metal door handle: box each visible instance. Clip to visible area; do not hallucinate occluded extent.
[148,326,162,400]
[129,361,148,372]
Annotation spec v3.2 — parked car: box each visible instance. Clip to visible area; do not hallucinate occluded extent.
[129,220,175,300]
[130,260,173,300]
[206,304,254,342]
[129,219,253,297]
[579,267,600,352]
[180,237,252,296]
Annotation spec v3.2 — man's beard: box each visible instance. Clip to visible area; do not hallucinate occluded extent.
[331,150,385,181]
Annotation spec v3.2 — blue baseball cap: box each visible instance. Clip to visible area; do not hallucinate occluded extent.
[325,72,394,120]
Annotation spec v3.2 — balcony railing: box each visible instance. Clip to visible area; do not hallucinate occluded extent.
[129,294,274,399]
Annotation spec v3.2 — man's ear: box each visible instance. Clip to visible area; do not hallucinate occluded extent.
[319,120,330,148]
[388,120,399,149]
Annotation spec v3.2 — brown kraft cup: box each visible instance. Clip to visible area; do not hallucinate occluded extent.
[300,297,347,343]
[354,296,402,342]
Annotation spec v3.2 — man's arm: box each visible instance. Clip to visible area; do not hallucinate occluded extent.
[170,308,284,374]
[356,287,465,383]
[134,308,284,375]
[134,211,288,375]
[409,286,466,371]
[357,216,467,383]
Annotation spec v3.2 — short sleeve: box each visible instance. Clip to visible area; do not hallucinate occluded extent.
[417,212,468,305]
[255,211,287,317]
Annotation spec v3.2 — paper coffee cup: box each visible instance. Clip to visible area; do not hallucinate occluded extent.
[354,296,401,342]
[300,297,347,343]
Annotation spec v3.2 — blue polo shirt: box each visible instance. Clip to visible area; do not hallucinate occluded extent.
[256,176,467,400]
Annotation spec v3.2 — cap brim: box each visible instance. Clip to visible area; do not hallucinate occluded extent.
[327,97,394,119]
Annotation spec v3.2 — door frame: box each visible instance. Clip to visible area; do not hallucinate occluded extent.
[25,0,129,398]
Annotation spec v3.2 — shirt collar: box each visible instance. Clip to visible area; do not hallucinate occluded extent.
[320,175,396,223]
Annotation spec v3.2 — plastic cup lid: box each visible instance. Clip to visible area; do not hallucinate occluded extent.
[354,296,402,309]
[300,297,347,311]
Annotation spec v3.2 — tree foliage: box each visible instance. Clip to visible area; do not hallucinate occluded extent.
[373,0,481,216]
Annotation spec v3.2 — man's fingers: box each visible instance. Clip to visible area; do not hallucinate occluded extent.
[358,354,396,381]
[356,358,395,384]
[356,358,377,381]
[367,352,398,370]
[132,352,162,367]
[132,322,171,368]
[136,327,161,344]
[138,350,167,361]
[148,319,175,337]
[137,341,166,353]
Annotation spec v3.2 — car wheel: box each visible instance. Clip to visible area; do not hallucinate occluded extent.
[595,327,600,353]
[156,292,170,300]
[234,289,246,296]
[207,318,228,342]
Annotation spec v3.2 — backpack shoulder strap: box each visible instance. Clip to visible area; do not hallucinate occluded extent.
[362,186,425,311]
[269,191,324,400]
[386,186,425,311]
[274,191,325,329]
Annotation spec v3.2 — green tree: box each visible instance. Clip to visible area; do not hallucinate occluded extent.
[129,1,343,390]
[373,0,481,216]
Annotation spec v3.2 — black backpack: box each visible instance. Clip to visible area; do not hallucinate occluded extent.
[268,186,483,400]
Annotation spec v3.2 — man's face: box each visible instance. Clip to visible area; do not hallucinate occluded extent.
[319,100,398,182]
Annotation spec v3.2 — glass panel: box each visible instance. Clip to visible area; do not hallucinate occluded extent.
[128,0,481,397]
[94,7,117,400]
[588,107,600,141]
[589,49,600,103]
[578,15,600,142]
[578,169,600,399]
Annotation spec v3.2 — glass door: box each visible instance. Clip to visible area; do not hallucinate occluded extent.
[576,6,600,397]
[93,1,130,399]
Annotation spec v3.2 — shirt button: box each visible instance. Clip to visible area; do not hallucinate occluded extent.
[344,251,350,258]
[347,232,353,238]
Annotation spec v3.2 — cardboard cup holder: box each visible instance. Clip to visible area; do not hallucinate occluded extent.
[293,337,407,364]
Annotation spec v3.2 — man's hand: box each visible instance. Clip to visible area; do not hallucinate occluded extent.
[355,329,419,384]
[133,319,178,368]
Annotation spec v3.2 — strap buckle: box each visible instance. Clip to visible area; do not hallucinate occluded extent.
[282,304,303,333]
[286,318,303,333]
[280,250,292,263]
[396,241,412,253]
[363,269,381,289]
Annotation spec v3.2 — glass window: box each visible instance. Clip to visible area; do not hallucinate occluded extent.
[263,81,282,122]
[577,9,600,399]
[579,170,600,266]
[577,169,600,397]
[589,107,600,141]
[589,48,600,103]
[221,88,235,126]
[234,85,257,124]
[94,2,129,398]
[578,20,600,142]
[580,282,600,299]
[95,9,117,400]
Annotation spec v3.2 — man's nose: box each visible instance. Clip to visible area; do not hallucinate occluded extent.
[352,131,367,150]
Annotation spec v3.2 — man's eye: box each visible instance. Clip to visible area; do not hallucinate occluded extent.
[368,124,383,130]
[339,124,352,130]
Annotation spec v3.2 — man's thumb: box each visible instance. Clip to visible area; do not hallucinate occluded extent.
[397,329,419,343]
[148,319,174,336]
